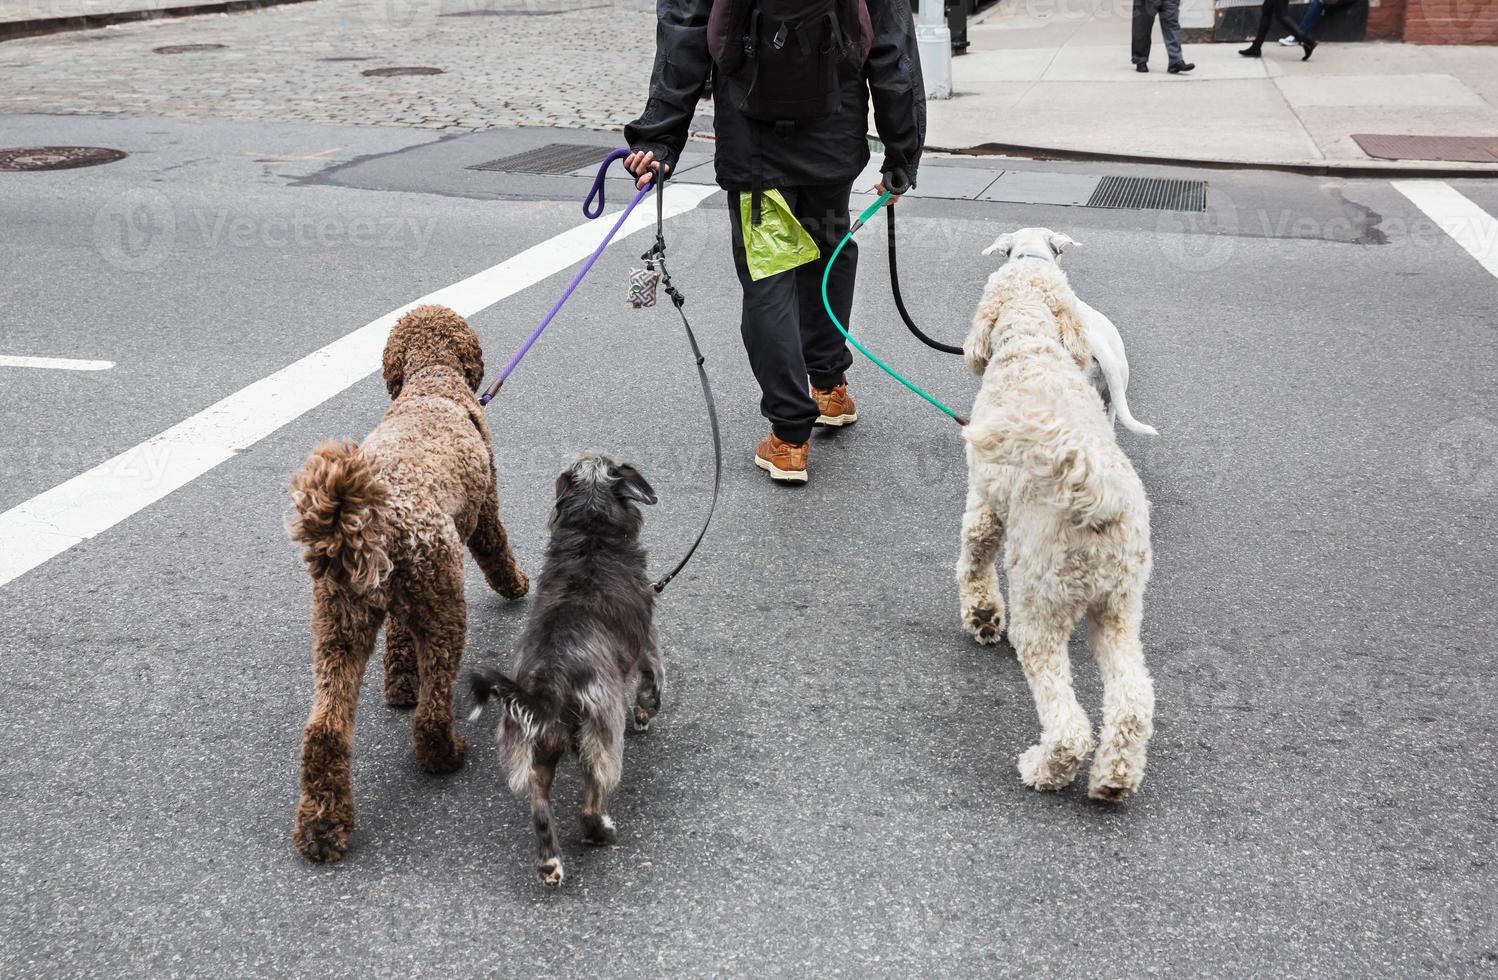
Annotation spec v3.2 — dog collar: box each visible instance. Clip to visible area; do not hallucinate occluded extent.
[1012,251,1055,263]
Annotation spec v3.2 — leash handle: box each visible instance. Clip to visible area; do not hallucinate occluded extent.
[583,148,638,219]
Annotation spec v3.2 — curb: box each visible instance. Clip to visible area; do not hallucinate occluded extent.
[933,140,1498,180]
[0,0,316,43]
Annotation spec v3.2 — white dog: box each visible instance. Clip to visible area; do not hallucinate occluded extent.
[958,228,1155,802]
[982,232,1157,437]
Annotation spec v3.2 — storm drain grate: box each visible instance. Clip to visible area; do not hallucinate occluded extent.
[361,66,445,77]
[468,142,615,175]
[0,146,128,171]
[1086,175,1207,212]
[153,43,226,54]
[1353,133,1498,164]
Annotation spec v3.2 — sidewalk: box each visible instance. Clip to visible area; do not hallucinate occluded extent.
[928,2,1498,171]
[0,0,313,41]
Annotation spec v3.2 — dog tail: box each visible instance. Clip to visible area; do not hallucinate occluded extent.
[287,439,393,593]
[1111,386,1159,437]
[467,668,556,741]
[965,416,1128,528]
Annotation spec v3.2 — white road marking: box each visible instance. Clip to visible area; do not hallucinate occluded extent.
[0,184,719,589]
[0,356,115,371]
[1392,180,1498,281]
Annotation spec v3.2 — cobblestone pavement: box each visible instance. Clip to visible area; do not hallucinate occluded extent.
[0,0,670,134]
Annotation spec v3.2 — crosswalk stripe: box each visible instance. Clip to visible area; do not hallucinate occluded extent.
[1392,180,1498,281]
[0,184,719,590]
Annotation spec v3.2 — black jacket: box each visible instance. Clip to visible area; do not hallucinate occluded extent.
[624,0,926,192]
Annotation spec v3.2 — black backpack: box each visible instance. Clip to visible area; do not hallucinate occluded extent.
[708,0,873,123]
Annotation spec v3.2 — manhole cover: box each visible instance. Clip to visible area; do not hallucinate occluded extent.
[469,142,614,175]
[0,146,128,172]
[1086,175,1207,212]
[1353,133,1498,164]
[361,66,444,77]
[153,43,227,54]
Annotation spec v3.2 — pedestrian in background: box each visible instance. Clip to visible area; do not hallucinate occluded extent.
[1279,0,1323,46]
[623,0,926,484]
[1240,0,1317,59]
[1131,0,1195,74]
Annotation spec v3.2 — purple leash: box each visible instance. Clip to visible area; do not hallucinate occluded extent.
[479,148,653,406]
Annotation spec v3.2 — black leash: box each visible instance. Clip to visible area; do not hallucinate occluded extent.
[885,205,963,357]
[643,176,722,594]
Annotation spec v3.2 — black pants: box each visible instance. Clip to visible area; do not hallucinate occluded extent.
[1252,0,1310,46]
[728,183,856,445]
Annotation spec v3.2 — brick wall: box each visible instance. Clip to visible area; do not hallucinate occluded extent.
[1366,0,1407,38]
[1403,0,1498,43]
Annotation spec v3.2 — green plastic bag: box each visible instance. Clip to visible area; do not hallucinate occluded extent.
[740,190,820,282]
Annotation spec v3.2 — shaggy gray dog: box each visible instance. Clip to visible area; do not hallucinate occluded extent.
[468,453,662,887]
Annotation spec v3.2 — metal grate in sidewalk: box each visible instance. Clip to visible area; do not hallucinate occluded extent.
[1086,176,1207,212]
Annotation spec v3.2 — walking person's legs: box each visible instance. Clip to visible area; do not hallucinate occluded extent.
[728,188,822,447]
[790,183,856,395]
[1130,0,1156,69]
[1159,0,1193,72]
[1298,0,1324,36]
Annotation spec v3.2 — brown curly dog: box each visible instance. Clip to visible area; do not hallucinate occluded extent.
[287,304,529,863]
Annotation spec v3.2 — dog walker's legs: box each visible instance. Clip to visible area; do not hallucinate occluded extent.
[294,581,384,863]
[469,473,530,600]
[956,489,1007,645]
[1008,605,1095,792]
[634,641,664,732]
[1085,596,1154,803]
[530,745,565,886]
[382,616,419,708]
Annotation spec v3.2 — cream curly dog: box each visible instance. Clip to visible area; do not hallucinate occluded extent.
[957,229,1155,802]
[287,304,529,862]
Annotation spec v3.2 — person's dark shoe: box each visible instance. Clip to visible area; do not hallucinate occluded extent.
[1168,62,1195,73]
[1301,38,1317,60]
[812,381,858,427]
[1135,63,1149,73]
[754,433,808,484]
[1239,46,1262,57]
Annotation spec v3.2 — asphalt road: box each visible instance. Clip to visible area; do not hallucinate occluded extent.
[1,112,1495,978]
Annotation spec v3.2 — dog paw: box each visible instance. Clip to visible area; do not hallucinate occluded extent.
[963,605,1006,646]
[1087,741,1146,803]
[293,814,350,863]
[537,857,565,887]
[1017,733,1094,792]
[581,813,617,847]
[413,731,468,775]
[633,706,654,732]
[496,569,530,600]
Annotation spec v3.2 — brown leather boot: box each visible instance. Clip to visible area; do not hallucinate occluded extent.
[754,433,809,483]
[812,381,858,427]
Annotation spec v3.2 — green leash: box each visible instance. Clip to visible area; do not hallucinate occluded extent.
[821,191,969,427]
